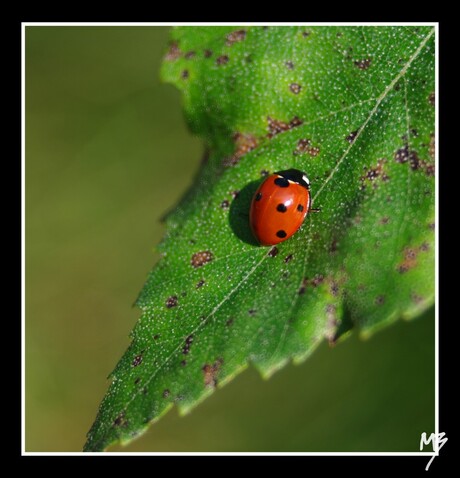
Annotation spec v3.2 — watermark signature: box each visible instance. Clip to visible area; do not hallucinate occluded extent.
[420,432,448,470]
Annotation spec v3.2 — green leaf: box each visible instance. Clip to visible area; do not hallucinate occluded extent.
[84,26,435,452]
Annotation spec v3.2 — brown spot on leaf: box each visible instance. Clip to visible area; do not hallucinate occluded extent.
[182,335,194,355]
[221,199,230,209]
[191,251,214,268]
[354,58,372,70]
[184,50,196,59]
[398,248,418,273]
[429,91,435,106]
[204,49,213,58]
[162,389,170,398]
[267,116,303,139]
[295,138,320,157]
[289,83,302,94]
[223,133,258,167]
[360,158,389,189]
[203,359,223,388]
[181,360,187,367]
[132,354,143,367]
[248,309,257,316]
[411,293,424,304]
[268,246,279,258]
[153,334,160,340]
[226,29,246,46]
[285,60,295,70]
[196,279,205,289]
[134,377,141,385]
[329,238,338,254]
[165,41,181,61]
[216,55,229,66]
[330,281,339,296]
[429,133,435,161]
[302,31,311,37]
[166,295,178,308]
[289,116,303,128]
[114,412,128,427]
[284,254,293,263]
[346,130,358,143]
[231,190,240,199]
[181,70,189,80]
[311,274,325,287]
[375,295,385,305]
[298,277,308,295]
[380,217,390,225]
[325,305,338,345]
[260,169,269,177]
[394,145,409,163]
[226,318,234,327]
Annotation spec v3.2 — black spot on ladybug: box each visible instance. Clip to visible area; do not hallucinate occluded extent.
[375,295,385,305]
[185,50,196,59]
[204,49,213,58]
[285,60,295,70]
[226,29,246,46]
[268,246,279,258]
[180,360,187,367]
[165,41,181,61]
[429,92,435,106]
[260,169,269,177]
[346,130,358,143]
[196,279,205,289]
[277,203,287,212]
[166,295,178,308]
[221,199,230,209]
[354,58,372,70]
[162,389,170,398]
[191,251,214,268]
[297,204,304,212]
[284,254,293,263]
[181,70,189,79]
[153,334,160,340]
[132,354,143,367]
[182,335,194,355]
[226,318,234,327]
[114,412,128,427]
[289,83,302,94]
[274,177,289,188]
[255,192,262,201]
[276,230,287,238]
[216,55,229,66]
[248,309,257,316]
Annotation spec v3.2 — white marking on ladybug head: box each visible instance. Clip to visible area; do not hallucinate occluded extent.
[302,174,310,186]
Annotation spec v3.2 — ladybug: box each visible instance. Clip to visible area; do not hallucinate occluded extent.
[250,169,315,246]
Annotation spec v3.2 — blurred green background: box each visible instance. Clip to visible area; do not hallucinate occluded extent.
[25,26,434,452]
